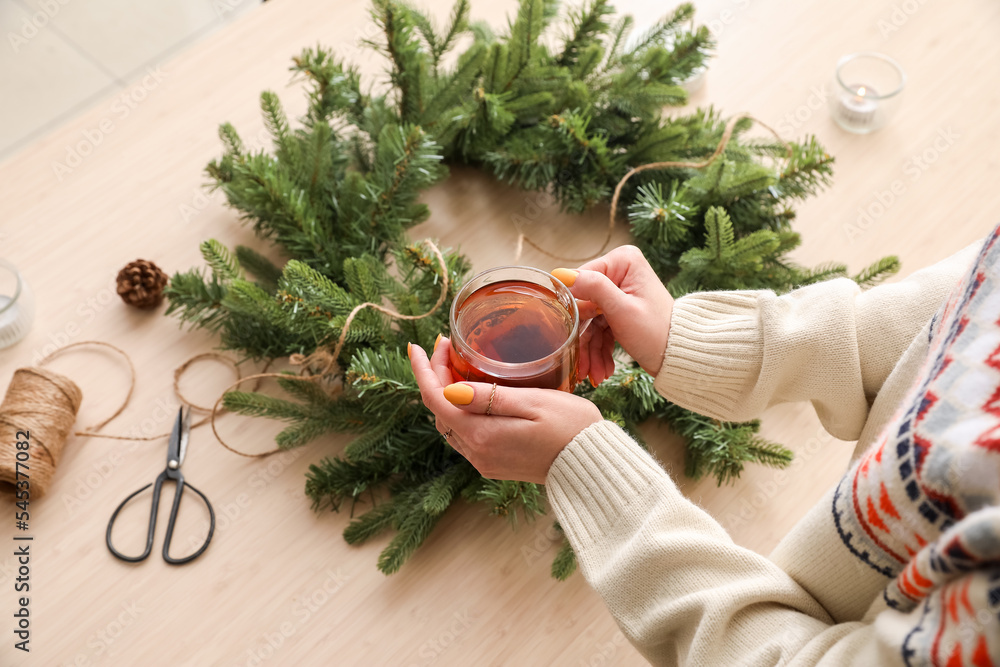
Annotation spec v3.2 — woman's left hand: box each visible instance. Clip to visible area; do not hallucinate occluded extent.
[408,338,603,485]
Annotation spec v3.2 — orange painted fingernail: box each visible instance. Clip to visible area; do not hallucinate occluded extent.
[551,268,578,287]
[443,383,474,405]
[406,342,412,359]
[434,333,442,353]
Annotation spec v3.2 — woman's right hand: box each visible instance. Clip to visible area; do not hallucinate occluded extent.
[552,245,674,384]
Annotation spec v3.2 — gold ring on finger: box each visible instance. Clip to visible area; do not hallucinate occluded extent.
[486,383,497,416]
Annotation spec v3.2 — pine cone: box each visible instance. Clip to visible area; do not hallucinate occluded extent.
[116,259,168,309]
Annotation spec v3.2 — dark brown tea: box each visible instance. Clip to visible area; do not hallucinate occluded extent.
[449,280,578,391]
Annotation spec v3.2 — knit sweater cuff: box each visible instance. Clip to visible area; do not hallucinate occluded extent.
[654,291,762,420]
[546,420,670,548]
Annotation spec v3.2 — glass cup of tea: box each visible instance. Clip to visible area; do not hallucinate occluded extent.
[449,266,580,392]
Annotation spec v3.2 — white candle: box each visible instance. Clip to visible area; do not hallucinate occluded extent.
[838,84,878,130]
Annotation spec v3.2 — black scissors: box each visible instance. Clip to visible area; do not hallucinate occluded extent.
[106,407,215,564]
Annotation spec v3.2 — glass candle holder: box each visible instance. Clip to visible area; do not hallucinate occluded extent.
[0,259,34,350]
[830,52,906,134]
[680,66,707,94]
[449,266,579,392]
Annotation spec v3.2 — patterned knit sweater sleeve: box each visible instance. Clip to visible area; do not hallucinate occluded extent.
[546,235,999,666]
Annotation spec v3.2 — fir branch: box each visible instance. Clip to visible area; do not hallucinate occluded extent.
[853,255,900,287]
[377,484,446,574]
[503,0,547,90]
[373,0,428,122]
[343,500,396,544]
[557,0,613,68]
[551,534,578,580]
[622,3,694,60]
[438,0,471,58]
[306,455,399,512]
[261,91,296,164]
[219,122,245,156]
[628,181,696,248]
[201,239,243,282]
[164,269,228,331]
[422,461,478,515]
[468,479,545,526]
[235,245,283,291]
[773,136,835,201]
[290,47,366,125]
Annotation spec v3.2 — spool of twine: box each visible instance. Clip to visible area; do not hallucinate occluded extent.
[0,367,82,498]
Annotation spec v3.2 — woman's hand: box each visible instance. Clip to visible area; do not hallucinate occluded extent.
[408,338,602,485]
[553,245,674,385]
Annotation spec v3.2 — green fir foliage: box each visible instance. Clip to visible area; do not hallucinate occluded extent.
[167,0,899,578]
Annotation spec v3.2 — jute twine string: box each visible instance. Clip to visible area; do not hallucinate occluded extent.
[0,341,257,497]
[209,239,450,459]
[513,113,792,263]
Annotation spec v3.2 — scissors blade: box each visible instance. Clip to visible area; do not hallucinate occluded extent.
[166,407,190,469]
[178,407,191,467]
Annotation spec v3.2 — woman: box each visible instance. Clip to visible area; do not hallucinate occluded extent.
[408,227,999,666]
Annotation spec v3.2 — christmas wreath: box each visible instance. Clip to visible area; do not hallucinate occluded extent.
[166,0,899,578]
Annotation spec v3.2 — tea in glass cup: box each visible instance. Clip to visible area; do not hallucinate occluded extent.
[448,266,579,391]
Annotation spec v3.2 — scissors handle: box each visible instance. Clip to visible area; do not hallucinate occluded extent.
[106,470,216,565]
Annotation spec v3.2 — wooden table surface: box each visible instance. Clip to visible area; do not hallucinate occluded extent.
[1,0,997,664]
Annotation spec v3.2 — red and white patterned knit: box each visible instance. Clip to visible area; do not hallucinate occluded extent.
[834,229,1000,666]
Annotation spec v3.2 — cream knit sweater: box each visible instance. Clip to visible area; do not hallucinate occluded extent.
[546,238,989,666]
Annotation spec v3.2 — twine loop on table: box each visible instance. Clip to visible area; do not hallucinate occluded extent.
[210,239,450,459]
[0,341,249,498]
[513,113,792,263]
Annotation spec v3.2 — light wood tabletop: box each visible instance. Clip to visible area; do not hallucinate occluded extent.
[1,0,997,664]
